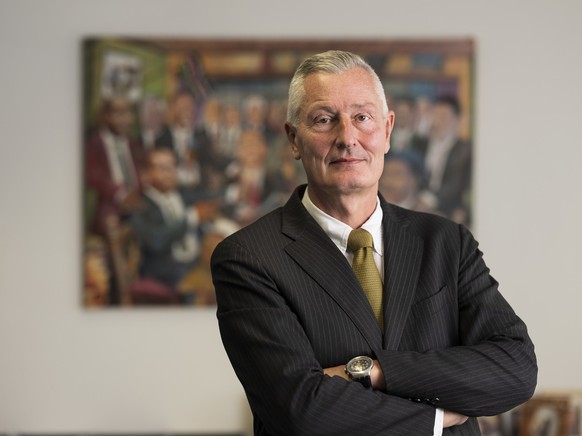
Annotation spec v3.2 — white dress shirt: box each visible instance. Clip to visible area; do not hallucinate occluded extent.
[301,187,384,279]
[100,129,138,189]
[144,187,199,263]
[424,132,456,192]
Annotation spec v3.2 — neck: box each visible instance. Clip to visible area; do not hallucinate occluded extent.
[308,186,378,229]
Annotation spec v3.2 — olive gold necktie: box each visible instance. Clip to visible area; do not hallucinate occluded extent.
[348,229,384,329]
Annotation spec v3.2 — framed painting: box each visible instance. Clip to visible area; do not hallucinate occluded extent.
[518,394,576,436]
[82,38,474,308]
[477,415,502,436]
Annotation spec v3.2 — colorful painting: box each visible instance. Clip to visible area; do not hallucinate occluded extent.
[82,38,474,307]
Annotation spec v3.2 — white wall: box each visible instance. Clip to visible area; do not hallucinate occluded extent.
[1,0,581,432]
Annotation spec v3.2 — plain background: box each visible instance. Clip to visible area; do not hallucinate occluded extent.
[1,0,581,433]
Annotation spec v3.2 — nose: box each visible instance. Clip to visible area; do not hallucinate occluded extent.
[334,116,357,149]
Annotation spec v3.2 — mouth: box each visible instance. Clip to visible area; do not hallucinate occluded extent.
[330,157,364,166]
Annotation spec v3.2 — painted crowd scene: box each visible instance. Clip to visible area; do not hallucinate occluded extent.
[82,39,474,307]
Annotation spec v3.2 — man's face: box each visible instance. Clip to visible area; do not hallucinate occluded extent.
[286,68,394,199]
[203,98,221,124]
[140,100,165,131]
[237,131,268,167]
[147,150,178,193]
[173,94,195,128]
[106,99,134,136]
[380,159,418,203]
[224,104,241,127]
[395,101,415,129]
[430,103,458,139]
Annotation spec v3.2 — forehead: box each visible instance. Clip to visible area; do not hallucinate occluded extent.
[301,68,382,112]
[149,150,176,166]
[174,94,194,108]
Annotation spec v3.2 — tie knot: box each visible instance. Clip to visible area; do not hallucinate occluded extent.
[347,229,374,252]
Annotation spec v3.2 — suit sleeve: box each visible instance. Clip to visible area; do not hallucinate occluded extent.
[85,137,120,201]
[377,223,537,416]
[212,237,438,436]
[130,208,189,253]
[436,140,471,216]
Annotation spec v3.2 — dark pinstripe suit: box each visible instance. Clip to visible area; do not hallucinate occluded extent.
[212,184,537,435]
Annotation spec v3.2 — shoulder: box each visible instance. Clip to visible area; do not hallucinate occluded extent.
[383,200,467,244]
[221,206,285,248]
[383,203,481,271]
[220,185,308,248]
[85,131,105,150]
[211,206,290,273]
[383,200,455,229]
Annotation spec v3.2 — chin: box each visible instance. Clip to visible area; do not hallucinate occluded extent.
[338,175,377,189]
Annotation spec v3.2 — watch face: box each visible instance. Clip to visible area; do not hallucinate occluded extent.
[348,357,372,374]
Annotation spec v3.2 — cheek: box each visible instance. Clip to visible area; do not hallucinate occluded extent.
[295,135,325,161]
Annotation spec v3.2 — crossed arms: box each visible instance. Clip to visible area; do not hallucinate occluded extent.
[212,217,537,435]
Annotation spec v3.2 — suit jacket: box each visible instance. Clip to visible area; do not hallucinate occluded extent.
[412,136,472,218]
[85,130,144,235]
[212,185,536,436]
[130,192,199,287]
[156,124,232,187]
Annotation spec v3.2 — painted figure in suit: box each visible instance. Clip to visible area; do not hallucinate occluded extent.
[412,95,472,224]
[156,92,230,192]
[130,148,220,289]
[379,150,428,213]
[156,92,205,188]
[389,96,419,152]
[211,51,536,435]
[223,130,294,226]
[138,95,166,151]
[85,97,144,236]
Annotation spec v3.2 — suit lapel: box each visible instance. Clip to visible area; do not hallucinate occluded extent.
[282,187,383,350]
[380,200,423,350]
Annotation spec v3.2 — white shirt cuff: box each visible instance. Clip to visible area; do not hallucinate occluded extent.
[433,408,444,436]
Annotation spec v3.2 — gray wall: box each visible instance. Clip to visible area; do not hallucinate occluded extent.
[1,0,581,433]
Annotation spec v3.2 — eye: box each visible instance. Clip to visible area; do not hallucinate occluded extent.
[315,116,332,124]
[311,114,336,131]
[356,114,371,122]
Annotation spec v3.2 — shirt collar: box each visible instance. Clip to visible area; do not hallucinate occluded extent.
[302,187,384,256]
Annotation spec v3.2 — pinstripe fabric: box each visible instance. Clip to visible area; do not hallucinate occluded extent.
[212,185,537,436]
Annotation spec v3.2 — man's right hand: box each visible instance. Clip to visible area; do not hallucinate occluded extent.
[443,410,468,428]
[194,199,223,222]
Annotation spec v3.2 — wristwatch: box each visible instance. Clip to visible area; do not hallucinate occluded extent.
[345,356,374,388]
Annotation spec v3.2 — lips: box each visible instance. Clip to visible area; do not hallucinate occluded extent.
[330,157,364,165]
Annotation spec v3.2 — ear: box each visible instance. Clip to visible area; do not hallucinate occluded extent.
[285,122,302,160]
[384,110,395,154]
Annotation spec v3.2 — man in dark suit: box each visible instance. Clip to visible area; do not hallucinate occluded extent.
[156,92,229,191]
[412,95,472,224]
[130,148,220,289]
[85,97,144,236]
[211,50,536,435]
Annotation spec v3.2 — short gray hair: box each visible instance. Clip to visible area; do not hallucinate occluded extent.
[286,50,388,127]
